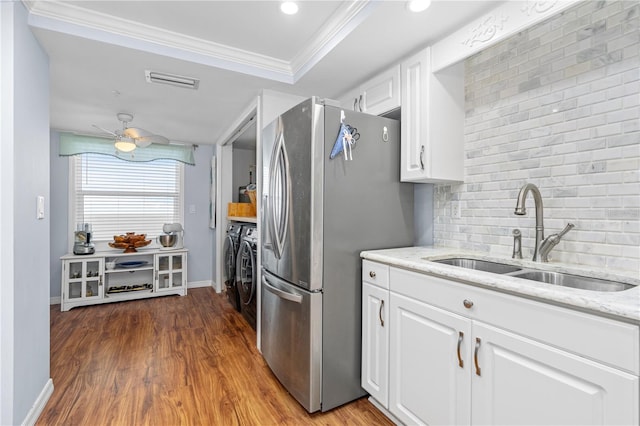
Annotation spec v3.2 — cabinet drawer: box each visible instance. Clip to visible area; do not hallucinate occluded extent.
[362,260,389,289]
[390,266,640,375]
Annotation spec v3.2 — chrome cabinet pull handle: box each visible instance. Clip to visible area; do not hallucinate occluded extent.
[474,337,482,376]
[353,98,359,111]
[463,299,474,309]
[457,331,464,368]
[369,271,376,278]
[379,300,385,327]
[419,145,425,170]
[358,95,363,111]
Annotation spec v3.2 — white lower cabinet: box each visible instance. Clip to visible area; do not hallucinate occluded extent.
[361,260,391,408]
[362,261,640,425]
[362,282,390,407]
[390,293,471,426]
[472,321,638,426]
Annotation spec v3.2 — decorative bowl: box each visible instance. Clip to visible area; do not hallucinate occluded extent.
[109,233,150,253]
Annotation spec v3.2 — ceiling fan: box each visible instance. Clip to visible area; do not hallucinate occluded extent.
[93,112,169,152]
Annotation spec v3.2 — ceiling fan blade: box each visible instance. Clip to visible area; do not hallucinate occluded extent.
[92,124,118,137]
[123,127,153,139]
[135,135,170,147]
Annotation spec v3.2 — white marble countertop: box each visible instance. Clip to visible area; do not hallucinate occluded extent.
[361,246,640,323]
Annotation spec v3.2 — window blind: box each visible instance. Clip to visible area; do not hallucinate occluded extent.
[72,153,183,240]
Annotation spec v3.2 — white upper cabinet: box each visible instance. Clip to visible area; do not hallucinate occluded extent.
[338,65,401,116]
[400,47,464,183]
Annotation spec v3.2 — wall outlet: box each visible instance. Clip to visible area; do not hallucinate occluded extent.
[451,202,461,219]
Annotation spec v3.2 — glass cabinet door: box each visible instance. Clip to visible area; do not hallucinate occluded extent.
[155,253,185,292]
[65,259,103,301]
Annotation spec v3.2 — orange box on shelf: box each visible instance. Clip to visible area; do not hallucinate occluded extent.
[228,202,256,218]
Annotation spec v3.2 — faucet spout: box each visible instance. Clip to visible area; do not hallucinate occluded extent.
[514,183,545,261]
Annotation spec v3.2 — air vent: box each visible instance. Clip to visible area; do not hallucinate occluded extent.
[145,70,200,90]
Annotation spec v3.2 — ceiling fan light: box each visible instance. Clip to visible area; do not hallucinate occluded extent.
[280,1,298,15]
[407,0,431,12]
[115,137,136,152]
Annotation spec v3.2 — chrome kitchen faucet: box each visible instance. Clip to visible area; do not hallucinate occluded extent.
[514,183,574,262]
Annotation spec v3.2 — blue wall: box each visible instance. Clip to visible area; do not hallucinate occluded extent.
[49,133,216,299]
[1,2,51,423]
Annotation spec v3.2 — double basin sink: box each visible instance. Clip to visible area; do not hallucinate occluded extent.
[431,258,634,292]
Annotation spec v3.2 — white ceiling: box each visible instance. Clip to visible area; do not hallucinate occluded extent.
[26,0,503,146]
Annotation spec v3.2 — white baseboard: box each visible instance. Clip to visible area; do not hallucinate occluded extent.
[22,378,53,426]
[188,280,213,289]
[49,296,60,305]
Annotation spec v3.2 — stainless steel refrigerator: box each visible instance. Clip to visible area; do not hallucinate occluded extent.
[260,97,414,413]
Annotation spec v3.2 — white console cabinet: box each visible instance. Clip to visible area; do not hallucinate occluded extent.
[61,248,187,311]
[362,261,640,426]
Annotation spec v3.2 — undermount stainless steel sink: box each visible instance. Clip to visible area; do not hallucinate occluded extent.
[432,258,522,274]
[511,270,634,292]
[430,257,635,292]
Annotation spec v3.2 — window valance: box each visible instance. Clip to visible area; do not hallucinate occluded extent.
[59,132,195,165]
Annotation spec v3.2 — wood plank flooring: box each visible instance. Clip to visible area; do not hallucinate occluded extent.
[38,287,393,425]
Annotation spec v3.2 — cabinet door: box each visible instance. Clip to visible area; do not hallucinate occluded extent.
[64,259,103,302]
[155,253,185,292]
[400,48,430,182]
[389,292,472,426]
[472,322,639,426]
[362,282,389,407]
[337,87,362,112]
[360,65,401,116]
[400,47,464,183]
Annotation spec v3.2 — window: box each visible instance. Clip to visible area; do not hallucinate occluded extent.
[71,153,183,240]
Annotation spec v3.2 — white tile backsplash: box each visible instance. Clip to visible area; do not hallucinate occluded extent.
[434,0,640,274]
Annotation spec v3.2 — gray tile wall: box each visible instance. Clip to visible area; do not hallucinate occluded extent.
[434,0,639,273]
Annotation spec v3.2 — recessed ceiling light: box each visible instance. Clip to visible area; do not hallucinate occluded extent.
[281,1,298,15]
[407,0,431,13]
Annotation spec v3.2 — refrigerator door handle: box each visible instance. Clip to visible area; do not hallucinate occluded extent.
[262,275,303,304]
[267,117,290,260]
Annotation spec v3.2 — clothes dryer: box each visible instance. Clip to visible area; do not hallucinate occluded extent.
[223,223,244,311]
[236,224,258,330]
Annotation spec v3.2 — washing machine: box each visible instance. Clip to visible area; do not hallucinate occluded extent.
[236,224,258,330]
[223,223,244,311]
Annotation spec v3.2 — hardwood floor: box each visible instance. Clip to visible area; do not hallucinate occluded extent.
[38,288,393,425]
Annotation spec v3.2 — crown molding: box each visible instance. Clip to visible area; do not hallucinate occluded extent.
[290,0,376,82]
[24,0,371,84]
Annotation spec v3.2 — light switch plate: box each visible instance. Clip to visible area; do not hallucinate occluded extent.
[37,195,45,219]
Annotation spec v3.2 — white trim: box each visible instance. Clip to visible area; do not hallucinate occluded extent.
[0,2,17,422]
[25,0,373,84]
[20,378,53,426]
[216,98,259,146]
[187,280,214,290]
[289,1,377,81]
[431,0,581,72]
[49,296,61,306]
